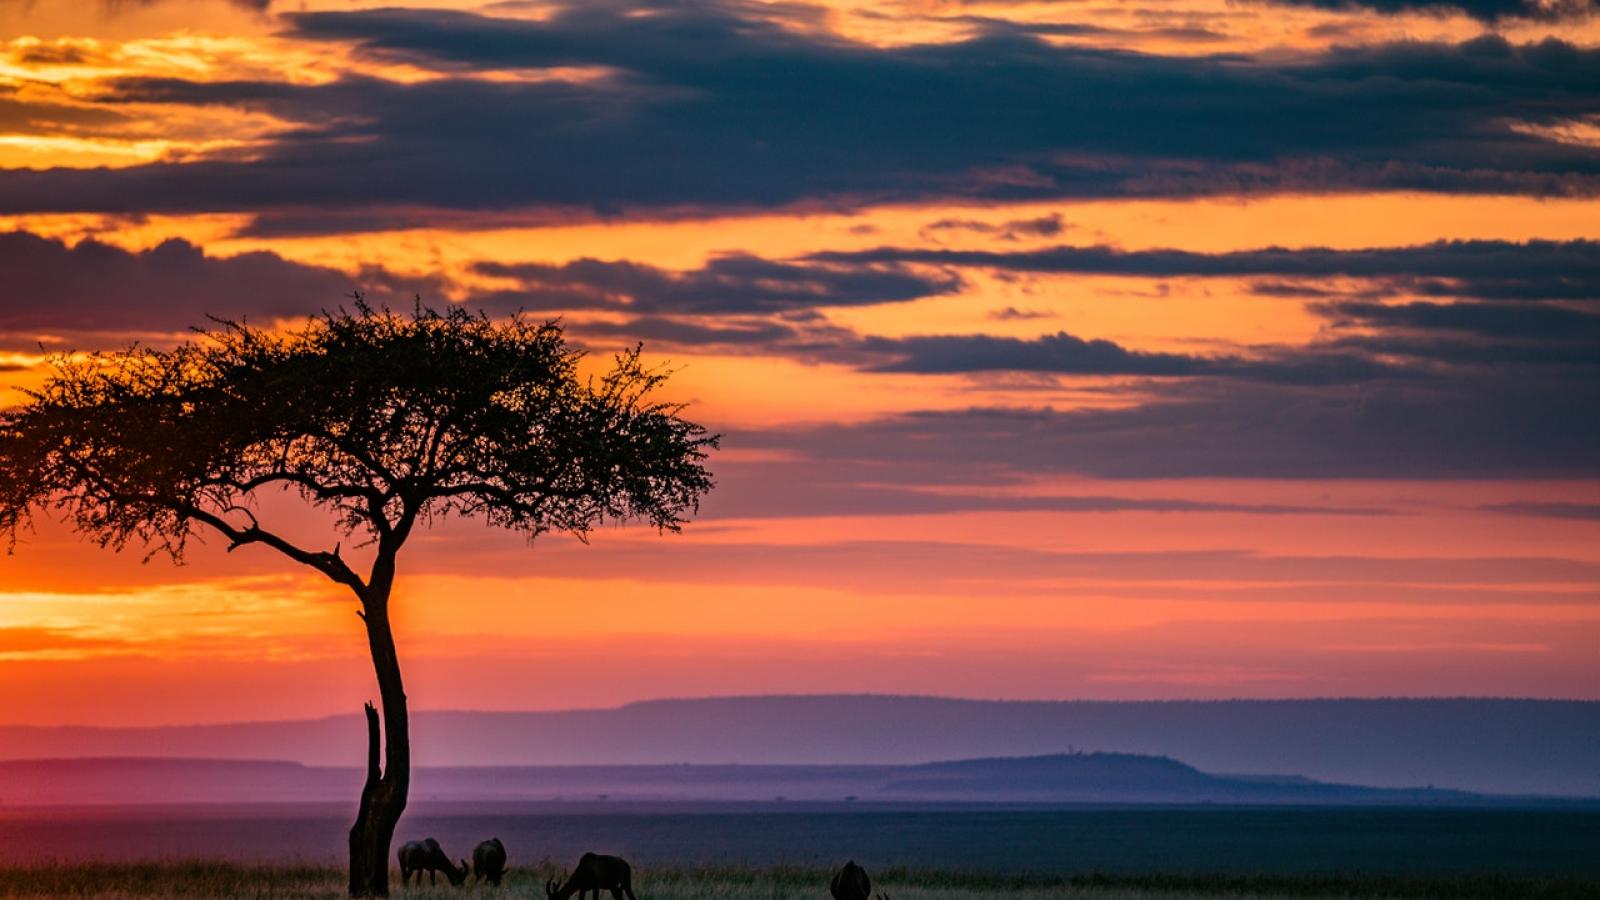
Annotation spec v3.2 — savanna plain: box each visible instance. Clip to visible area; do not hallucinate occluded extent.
[2,862,1597,900]
[5,806,1598,900]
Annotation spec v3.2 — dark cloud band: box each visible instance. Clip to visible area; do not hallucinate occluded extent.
[743,372,1600,479]
[1257,0,1595,23]
[1,4,1598,220]
[0,231,430,341]
[811,239,1600,303]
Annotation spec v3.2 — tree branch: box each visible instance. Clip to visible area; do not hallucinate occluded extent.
[202,471,384,506]
[309,427,400,489]
[361,701,381,783]
[199,470,398,540]
[174,500,368,593]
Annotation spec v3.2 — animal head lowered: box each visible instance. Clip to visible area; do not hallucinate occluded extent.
[547,853,638,900]
[830,860,872,900]
[398,837,469,887]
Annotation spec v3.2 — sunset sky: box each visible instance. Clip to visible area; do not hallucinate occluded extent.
[1,0,1597,727]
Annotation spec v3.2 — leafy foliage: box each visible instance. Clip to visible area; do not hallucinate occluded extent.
[0,302,717,597]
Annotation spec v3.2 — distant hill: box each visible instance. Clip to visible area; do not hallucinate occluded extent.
[0,758,331,806]
[2,696,1595,796]
[877,753,1496,804]
[0,752,1524,807]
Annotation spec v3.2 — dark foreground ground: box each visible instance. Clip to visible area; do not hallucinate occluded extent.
[2,804,1598,878]
[1,862,1596,900]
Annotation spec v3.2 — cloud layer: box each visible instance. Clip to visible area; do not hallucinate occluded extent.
[1,3,1599,225]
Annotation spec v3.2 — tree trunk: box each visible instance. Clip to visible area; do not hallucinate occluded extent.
[348,595,410,897]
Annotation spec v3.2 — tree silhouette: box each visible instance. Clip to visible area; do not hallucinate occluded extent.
[0,303,716,896]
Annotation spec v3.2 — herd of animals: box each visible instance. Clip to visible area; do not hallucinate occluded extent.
[396,839,885,900]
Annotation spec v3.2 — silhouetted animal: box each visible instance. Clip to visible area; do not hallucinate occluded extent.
[546,852,638,900]
[398,838,468,886]
[830,861,882,900]
[473,837,507,886]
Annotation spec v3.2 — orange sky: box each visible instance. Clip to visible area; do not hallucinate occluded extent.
[0,0,1597,726]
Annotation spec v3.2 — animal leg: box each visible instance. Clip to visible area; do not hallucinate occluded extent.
[610,889,625,900]
[623,882,639,900]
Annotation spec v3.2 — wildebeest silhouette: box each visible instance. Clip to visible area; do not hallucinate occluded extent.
[398,837,468,886]
[473,837,507,886]
[831,860,888,900]
[546,852,638,900]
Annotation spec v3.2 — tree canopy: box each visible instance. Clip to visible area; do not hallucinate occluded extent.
[0,303,718,597]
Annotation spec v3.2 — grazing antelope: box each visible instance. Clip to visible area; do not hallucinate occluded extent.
[546,852,638,900]
[830,860,888,900]
[398,838,468,886]
[473,837,507,886]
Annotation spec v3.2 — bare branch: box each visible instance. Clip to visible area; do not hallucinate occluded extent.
[175,501,367,593]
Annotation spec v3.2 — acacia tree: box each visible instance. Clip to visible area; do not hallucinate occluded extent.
[0,304,716,896]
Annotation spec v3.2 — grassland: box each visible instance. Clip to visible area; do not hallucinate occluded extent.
[0,862,1595,900]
